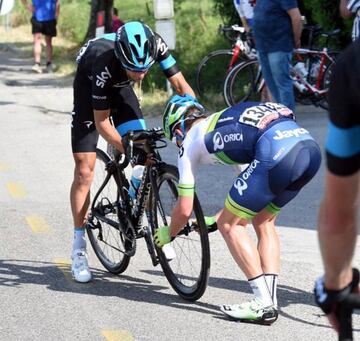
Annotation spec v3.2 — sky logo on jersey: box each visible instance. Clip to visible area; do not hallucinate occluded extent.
[273,128,309,140]
[234,178,248,196]
[213,132,224,151]
[96,66,112,88]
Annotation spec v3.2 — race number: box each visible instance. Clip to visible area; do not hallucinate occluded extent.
[239,102,293,129]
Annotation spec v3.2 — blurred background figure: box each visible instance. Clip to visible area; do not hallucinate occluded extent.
[340,0,360,41]
[112,7,125,33]
[21,0,60,73]
[233,0,254,32]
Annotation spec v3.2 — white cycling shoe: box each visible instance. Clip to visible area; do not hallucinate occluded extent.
[71,249,92,283]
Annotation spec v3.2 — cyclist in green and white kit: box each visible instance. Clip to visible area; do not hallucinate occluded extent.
[155,94,321,324]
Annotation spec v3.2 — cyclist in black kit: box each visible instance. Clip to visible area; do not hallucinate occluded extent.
[314,38,360,332]
[70,21,196,283]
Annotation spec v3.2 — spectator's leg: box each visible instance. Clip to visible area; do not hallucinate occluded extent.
[267,51,295,111]
[33,32,42,64]
[257,51,279,102]
[44,35,53,65]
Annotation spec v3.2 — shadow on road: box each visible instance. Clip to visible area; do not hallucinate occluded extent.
[2,258,358,330]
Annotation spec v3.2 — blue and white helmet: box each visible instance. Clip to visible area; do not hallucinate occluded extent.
[114,21,157,72]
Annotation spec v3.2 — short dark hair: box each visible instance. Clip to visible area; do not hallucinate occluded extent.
[113,7,118,16]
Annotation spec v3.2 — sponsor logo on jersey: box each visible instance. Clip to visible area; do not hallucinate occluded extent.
[273,147,285,161]
[179,146,184,158]
[218,117,234,123]
[273,128,309,140]
[158,41,168,55]
[92,95,107,100]
[213,132,243,151]
[96,66,112,88]
[213,132,224,151]
[83,120,93,129]
[234,178,248,196]
[242,159,260,180]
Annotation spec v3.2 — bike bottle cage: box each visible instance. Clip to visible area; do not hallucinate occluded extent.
[314,268,360,315]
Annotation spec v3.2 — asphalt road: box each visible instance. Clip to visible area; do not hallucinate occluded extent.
[0,43,359,341]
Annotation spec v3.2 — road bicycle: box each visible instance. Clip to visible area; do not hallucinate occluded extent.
[223,33,339,109]
[195,24,256,101]
[86,128,210,301]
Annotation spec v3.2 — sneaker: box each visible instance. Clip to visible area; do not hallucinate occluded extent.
[71,249,92,283]
[31,63,42,74]
[220,298,278,325]
[45,62,55,73]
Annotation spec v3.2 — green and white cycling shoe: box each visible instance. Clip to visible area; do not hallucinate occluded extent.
[220,298,278,325]
[204,216,218,233]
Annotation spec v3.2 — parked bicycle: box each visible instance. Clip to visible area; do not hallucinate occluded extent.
[86,128,210,301]
[195,24,256,101]
[223,28,340,109]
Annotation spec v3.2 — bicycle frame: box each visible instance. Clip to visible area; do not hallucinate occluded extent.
[293,48,336,96]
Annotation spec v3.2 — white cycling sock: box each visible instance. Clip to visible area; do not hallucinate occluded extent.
[73,227,86,251]
[265,273,278,307]
[249,274,273,307]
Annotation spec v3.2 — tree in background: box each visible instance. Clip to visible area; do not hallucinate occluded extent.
[212,0,351,48]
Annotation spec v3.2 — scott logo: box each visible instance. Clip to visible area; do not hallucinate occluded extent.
[213,132,224,151]
[96,66,112,88]
[273,128,309,140]
[234,178,248,196]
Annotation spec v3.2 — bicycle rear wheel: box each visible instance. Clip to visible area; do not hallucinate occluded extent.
[224,59,262,106]
[195,49,238,103]
[86,148,130,274]
[150,164,210,301]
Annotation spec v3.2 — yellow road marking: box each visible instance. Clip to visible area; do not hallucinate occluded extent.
[7,182,26,198]
[26,215,52,233]
[53,259,73,282]
[0,163,10,171]
[102,330,135,341]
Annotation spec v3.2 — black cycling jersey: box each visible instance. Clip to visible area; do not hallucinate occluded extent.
[327,39,360,176]
[71,31,180,153]
[75,32,179,111]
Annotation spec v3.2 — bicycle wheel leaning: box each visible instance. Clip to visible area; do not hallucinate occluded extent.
[223,59,262,106]
[149,164,210,301]
[86,148,131,274]
[195,49,238,102]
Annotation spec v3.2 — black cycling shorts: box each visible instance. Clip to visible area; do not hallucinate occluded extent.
[31,17,57,37]
[71,71,143,153]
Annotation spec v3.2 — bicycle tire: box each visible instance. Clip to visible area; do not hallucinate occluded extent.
[224,59,263,106]
[195,49,240,101]
[86,148,131,274]
[318,54,338,110]
[149,164,210,301]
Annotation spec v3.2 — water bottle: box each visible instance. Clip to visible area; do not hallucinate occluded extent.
[293,62,308,79]
[129,165,145,200]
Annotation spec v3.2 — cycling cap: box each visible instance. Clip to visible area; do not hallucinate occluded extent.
[163,94,206,141]
[115,21,157,71]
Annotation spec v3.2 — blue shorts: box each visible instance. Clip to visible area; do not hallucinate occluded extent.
[225,120,322,218]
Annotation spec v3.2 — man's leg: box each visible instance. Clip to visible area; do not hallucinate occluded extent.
[318,171,359,290]
[257,51,280,102]
[70,152,97,283]
[44,35,53,68]
[32,32,42,73]
[252,209,280,307]
[267,51,295,111]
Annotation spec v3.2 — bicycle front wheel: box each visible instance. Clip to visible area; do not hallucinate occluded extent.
[86,148,131,274]
[224,59,262,106]
[150,164,210,301]
[195,49,238,103]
